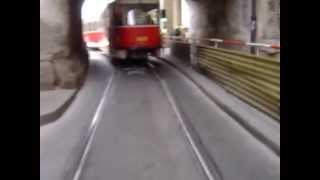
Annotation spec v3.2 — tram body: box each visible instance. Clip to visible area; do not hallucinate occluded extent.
[83,30,105,50]
[102,0,161,60]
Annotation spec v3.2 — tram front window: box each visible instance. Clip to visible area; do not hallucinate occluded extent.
[127,9,157,26]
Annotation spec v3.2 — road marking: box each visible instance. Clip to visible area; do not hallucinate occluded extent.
[72,72,115,180]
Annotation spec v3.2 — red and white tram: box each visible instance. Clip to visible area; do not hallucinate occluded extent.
[102,0,161,61]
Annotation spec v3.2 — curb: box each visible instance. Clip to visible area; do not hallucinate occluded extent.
[40,90,78,126]
[156,56,280,157]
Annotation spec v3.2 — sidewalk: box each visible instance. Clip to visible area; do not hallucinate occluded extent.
[158,53,280,156]
[40,89,77,126]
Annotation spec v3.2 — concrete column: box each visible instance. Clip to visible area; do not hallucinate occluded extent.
[186,0,251,40]
[256,0,280,42]
[181,0,191,28]
[162,0,174,33]
[185,0,280,52]
[167,0,280,58]
[186,0,209,39]
[255,0,280,57]
[172,0,182,28]
[40,0,88,90]
[183,0,279,43]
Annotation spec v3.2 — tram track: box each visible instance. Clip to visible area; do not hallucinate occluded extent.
[152,56,280,157]
[149,57,279,180]
[70,54,280,180]
[149,62,221,180]
[72,72,115,180]
[41,52,279,180]
[70,59,220,180]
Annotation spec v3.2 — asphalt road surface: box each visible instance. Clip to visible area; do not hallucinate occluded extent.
[76,63,207,180]
[40,51,279,180]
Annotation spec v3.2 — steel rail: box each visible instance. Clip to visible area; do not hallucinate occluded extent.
[149,62,221,180]
[152,55,280,156]
[72,72,115,180]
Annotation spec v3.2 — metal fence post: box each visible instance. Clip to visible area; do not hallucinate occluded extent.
[255,47,260,56]
[190,38,199,70]
[214,42,219,48]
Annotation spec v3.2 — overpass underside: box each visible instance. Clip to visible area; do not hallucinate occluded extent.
[40,0,279,89]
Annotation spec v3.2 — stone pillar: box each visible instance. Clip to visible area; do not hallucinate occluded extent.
[40,0,88,90]
[186,0,251,40]
[166,0,280,58]
[172,0,182,28]
[256,0,280,58]
[162,0,174,33]
[256,0,280,42]
[185,0,279,53]
[184,0,209,39]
